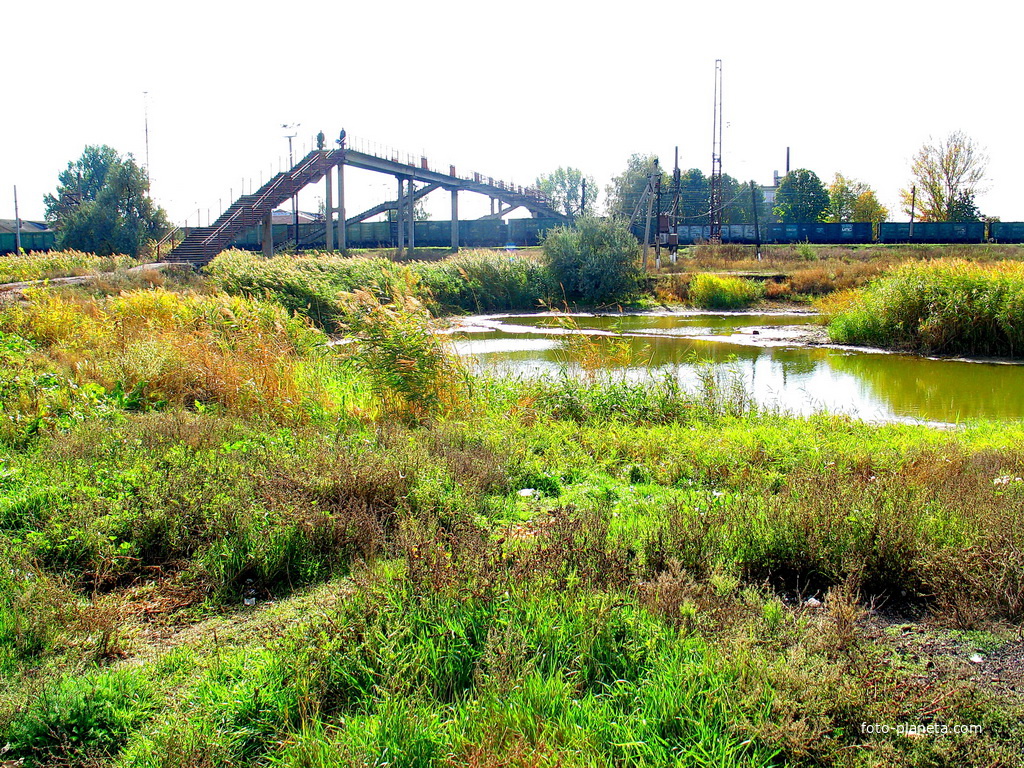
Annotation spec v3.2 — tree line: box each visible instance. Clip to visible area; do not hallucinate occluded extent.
[538,131,990,226]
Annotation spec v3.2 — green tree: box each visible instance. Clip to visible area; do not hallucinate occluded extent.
[44,145,168,256]
[899,131,988,222]
[604,154,667,221]
[676,169,710,225]
[773,169,829,223]
[535,167,597,220]
[542,217,642,304]
[851,189,889,225]
[825,173,860,223]
[826,173,888,224]
[386,199,430,222]
[721,175,769,225]
[946,191,982,222]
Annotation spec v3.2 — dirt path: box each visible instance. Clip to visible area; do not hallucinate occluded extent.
[114,578,350,667]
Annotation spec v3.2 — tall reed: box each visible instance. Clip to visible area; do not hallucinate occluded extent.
[825,259,1024,356]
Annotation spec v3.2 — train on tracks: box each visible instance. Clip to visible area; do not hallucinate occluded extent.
[6,219,1024,255]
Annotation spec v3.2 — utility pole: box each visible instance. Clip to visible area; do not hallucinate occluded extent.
[709,59,724,244]
[750,181,761,261]
[909,185,917,239]
[580,177,586,219]
[670,146,681,264]
[655,172,662,266]
[336,129,347,251]
[641,161,658,270]
[282,123,300,246]
[13,186,22,253]
[143,91,151,178]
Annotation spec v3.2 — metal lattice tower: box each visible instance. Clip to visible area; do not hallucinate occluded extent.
[709,59,724,243]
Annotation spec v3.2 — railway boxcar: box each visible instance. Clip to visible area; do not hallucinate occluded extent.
[764,222,873,244]
[989,222,1024,243]
[879,222,985,243]
[0,230,56,254]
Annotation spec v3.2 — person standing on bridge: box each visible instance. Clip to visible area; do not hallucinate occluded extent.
[316,131,325,150]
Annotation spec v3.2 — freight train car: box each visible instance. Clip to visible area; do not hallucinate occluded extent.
[879,222,986,243]
[219,217,1024,253]
[671,222,872,245]
[989,222,1024,243]
[228,218,566,251]
[0,231,56,254]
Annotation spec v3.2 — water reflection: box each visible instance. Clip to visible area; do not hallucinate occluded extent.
[450,313,1024,424]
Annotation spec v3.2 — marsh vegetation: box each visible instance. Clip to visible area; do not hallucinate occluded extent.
[0,245,1022,767]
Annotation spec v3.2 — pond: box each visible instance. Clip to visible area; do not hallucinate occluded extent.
[446,311,1024,424]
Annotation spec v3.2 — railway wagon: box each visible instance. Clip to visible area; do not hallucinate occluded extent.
[989,222,1024,243]
[674,225,759,244]
[0,231,56,254]
[879,222,986,243]
[767,222,873,244]
[673,222,872,245]
[227,218,566,250]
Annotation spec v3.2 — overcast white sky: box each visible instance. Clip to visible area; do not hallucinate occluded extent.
[4,0,1021,226]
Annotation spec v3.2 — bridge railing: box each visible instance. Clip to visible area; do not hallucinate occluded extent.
[344,133,551,207]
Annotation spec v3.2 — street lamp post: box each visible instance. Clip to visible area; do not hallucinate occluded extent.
[282,123,300,246]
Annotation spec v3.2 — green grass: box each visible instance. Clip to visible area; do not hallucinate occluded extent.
[1,249,1023,766]
[825,258,1024,356]
[206,249,557,326]
[0,250,141,284]
[687,273,766,309]
[4,667,155,765]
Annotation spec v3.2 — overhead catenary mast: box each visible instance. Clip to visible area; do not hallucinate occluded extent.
[670,146,681,264]
[709,59,724,244]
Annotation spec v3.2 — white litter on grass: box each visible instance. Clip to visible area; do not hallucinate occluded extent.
[518,488,539,498]
[993,475,1023,485]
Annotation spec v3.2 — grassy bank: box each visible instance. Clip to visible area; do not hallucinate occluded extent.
[206,248,557,324]
[654,242,1024,305]
[824,259,1024,357]
[1,251,1023,766]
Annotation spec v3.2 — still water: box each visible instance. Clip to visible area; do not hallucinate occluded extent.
[447,312,1024,424]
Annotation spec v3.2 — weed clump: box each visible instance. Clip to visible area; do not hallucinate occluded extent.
[207,248,556,321]
[687,274,765,309]
[338,283,467,420]
[3,667,154,764]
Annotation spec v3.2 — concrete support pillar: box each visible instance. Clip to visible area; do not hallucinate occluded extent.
[262,211,274,257]
[396,177,405,251]
[325,164,334,251]
[337,159,346,251]
[450,189,459,251]
[403,180,411,249]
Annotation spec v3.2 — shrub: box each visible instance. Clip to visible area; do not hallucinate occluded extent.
[542,218,643,305]
[687,274,764,309]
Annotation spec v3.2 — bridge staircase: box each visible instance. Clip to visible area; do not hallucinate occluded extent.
[168,149,342,265]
